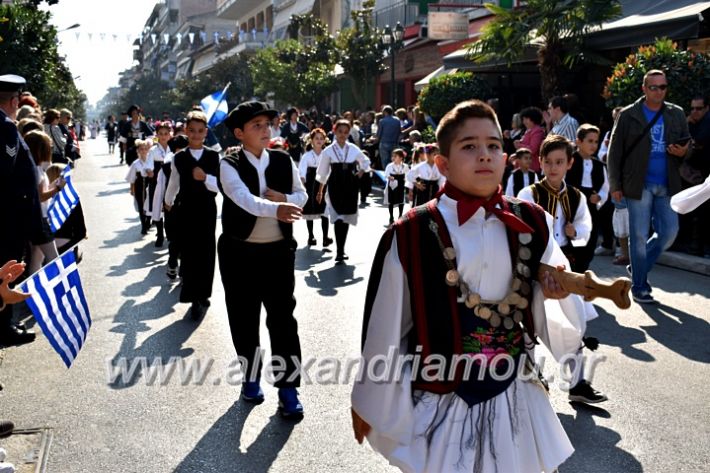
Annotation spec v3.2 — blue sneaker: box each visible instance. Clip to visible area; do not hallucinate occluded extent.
[241,381,264,404]
[278,388,304,419]
[633,292,657,304]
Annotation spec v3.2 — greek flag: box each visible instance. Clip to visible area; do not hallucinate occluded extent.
[200,83,230,128]
[19,249,91,368]
[48,165,80,232]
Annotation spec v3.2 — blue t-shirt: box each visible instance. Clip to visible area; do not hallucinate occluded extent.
[643,104,667,186]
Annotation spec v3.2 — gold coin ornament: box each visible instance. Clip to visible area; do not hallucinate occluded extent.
[479,306,492,319]
[503,317,515,330]
[519,247,532,261]
[520,282,531,296]
[519,233,532,245]
[474,306,481,317]
[517,298,529,309]
[489,313,501,327]
[513,311,524,323]
[466,293,481,308]
[512,278,522,291]
[498,303,511,315]
[444,247,457,261]
[446,269,460,286]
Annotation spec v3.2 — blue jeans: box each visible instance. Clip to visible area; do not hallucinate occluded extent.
[626,183,679,295]
[379,142,395,169]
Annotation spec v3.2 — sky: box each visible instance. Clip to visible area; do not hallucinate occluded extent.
[44,0,158,106]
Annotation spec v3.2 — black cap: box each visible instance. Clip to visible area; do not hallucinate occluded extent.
[0,74,26,93]
[225,101,278,131]
[168,135,189,152]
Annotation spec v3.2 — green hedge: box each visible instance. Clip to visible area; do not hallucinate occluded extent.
[418,71,493,122]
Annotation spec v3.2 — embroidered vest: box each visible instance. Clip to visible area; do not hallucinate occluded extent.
[363,197,549,396]
[530,181,581,224]
[219,149,294,242]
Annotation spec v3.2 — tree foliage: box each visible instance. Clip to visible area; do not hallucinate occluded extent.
[468,0,621,101]
[418,71,493,122]
[251,14,338,108]
[0,2,86,118]
[603,38,710,111]
[336,0,386,109]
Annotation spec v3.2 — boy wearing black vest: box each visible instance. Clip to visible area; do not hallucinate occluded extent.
[218,101,307,419]
[566,124,610,271]
[518,134,592,273]
[164,111,220,319]
[518,134,606,405]
[505,147,538,196]
[352,101,598,472]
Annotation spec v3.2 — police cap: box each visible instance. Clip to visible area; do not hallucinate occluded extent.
[0,74,26,93]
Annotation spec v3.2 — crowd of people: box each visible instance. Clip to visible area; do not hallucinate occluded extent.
[3,63,710,472]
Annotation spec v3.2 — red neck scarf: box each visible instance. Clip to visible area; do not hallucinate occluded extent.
[441,183,534,233]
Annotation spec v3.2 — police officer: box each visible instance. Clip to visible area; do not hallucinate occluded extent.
[0,74,42,346]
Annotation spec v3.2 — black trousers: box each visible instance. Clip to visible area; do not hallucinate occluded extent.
[179,201,216,303]
[218,236,302,388]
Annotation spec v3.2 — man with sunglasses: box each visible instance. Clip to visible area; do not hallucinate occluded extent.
[607,69,690,304]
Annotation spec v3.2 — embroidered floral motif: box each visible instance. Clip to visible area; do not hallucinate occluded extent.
[462,327,522,365]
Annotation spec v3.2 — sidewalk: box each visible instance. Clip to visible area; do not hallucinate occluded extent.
[658,250,710,276]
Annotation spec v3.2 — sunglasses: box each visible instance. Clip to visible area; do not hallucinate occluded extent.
[647,84,668,91]
[691,106,706,111]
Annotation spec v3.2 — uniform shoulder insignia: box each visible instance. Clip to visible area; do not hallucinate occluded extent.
[6,144,17,157]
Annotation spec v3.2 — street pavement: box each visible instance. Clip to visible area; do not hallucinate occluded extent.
[1,137,709,472]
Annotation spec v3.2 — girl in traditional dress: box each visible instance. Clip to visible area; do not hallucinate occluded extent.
[125,139,153,235]
[299,128,332,248]
[384,148,409,225]
[316,120,371,264]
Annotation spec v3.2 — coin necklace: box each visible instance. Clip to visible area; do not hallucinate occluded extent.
[429,219,534,329]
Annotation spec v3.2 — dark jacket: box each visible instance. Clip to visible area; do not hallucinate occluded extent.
[607,96,690,199]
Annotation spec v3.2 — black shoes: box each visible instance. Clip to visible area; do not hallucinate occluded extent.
[190,299,210,320]
[155,236,164,248]
[322,237,333,248]
[334,254,349,264]
[568,380,608,404]
[307,237,317,246]
[0,325,36,347]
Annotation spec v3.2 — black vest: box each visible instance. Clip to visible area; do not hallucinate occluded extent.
[362,197,549,395]
[173,148,219,208]
[220,149,294,242]
[512,169,538,196]
[567,152,606,193]
[530,181,582,224]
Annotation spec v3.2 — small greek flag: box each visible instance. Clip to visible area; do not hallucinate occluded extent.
[48,165,80,232]
[19,249,91,368]
[200,83,230,128]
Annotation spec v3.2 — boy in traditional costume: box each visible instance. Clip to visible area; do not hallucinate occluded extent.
[352,101,596,473]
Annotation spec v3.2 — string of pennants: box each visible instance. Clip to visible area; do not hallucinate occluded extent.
[62,29,270,45]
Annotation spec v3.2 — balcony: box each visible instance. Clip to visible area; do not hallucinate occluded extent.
[373,1,419,30]
[217,0,268,20]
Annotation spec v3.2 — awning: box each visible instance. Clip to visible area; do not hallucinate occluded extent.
[272,0,316,39]
[585,0,710,50]
[414,66,458,91]
[443,44,538,71]
[192,48,217,76]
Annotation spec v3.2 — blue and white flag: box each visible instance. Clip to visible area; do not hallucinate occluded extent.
[20,249,91,368]
[48,165,80,232]
[200,83,230,128]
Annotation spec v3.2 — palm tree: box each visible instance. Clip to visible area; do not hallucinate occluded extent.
[468,0,621,101]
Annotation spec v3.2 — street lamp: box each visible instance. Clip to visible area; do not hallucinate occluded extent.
[381,22,404,108]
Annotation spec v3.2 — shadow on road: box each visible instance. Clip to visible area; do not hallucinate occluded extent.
[591,305,655,362]
[96,187,128,198]
[303,265,364,296]
[559,403,643,473]
[639,303,710,363]
[295,247,333,271]
[174,402,296,473]
[107,261,196,389]
[101,218,154,250]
